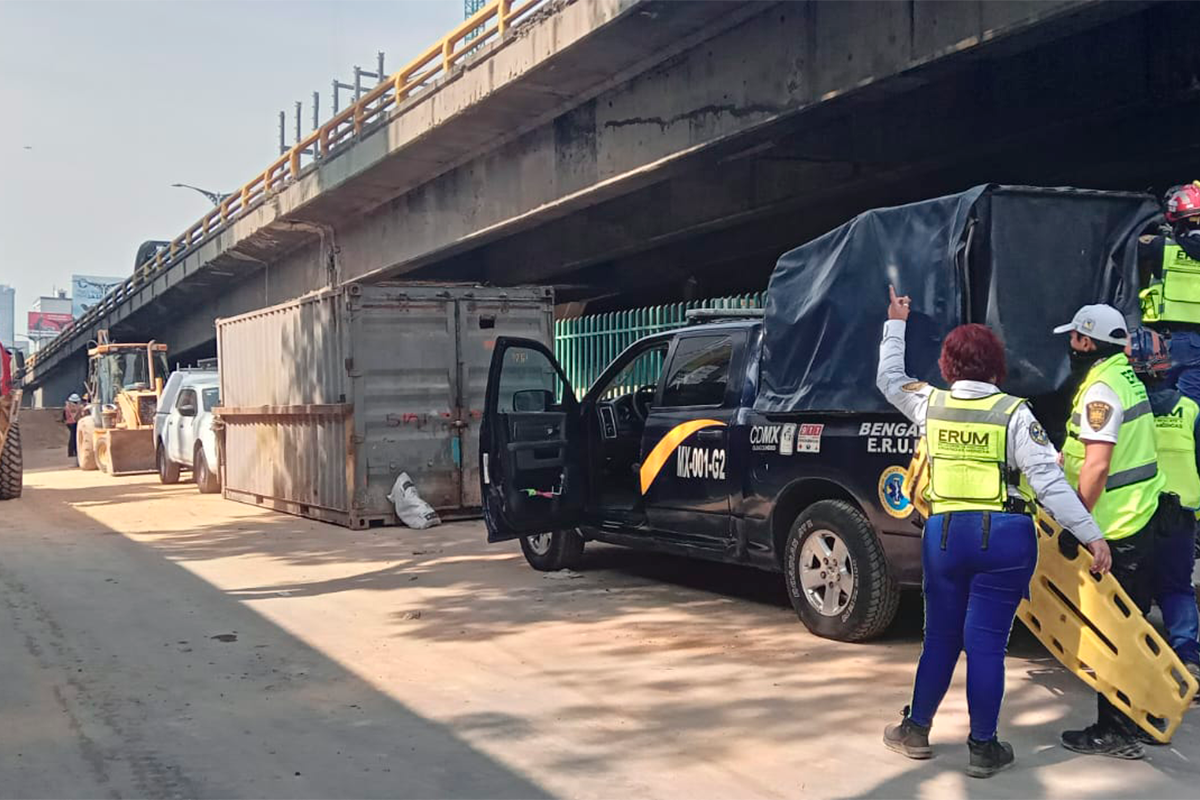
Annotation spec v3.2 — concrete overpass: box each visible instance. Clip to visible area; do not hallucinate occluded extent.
[26,0,1200,402]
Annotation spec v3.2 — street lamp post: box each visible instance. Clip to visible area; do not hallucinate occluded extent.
[170,183,230,206]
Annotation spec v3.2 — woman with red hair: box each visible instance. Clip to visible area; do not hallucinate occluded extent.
[875,286,1110,778]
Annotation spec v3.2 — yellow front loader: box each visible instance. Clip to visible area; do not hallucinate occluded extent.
[76,332,168,476]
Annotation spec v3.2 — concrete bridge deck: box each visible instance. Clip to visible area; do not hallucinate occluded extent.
[29,0,1200,403]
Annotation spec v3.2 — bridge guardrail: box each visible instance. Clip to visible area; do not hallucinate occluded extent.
[29,0,548,374]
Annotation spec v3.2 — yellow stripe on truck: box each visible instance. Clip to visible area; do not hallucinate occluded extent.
[639,419,726,495]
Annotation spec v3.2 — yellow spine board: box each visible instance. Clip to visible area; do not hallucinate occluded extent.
[1017,510,1198,743]
[903,447,1198,742]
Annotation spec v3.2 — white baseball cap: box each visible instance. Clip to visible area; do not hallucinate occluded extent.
[1052,304,1130,345]
[67,393,81,403]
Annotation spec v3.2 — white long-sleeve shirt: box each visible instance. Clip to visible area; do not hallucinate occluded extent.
[876,319,1103,543]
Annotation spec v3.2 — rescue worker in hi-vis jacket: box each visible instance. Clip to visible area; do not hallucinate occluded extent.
[1140,181,1200,404]
[1053,304,1169,760]
[877,286,1108,779]
[1124,328,1200,711]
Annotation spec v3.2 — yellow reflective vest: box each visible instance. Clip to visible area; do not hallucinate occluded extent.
[1063,353,1165,540]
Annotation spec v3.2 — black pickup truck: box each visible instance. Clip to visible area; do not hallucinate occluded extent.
[479,185,1162,641]
[480,311,921,641]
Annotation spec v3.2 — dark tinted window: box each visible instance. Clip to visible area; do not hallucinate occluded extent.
[175,389,196,412]
[661,335,733,407]
[496,346,567,412]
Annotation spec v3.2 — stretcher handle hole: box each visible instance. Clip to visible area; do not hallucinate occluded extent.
[1145,713,1169,733]
[1113,595,1131,618]
[1115,689,1132,709]
[1170,667,1189,699]
[1144,634,1161,656]
[1052,638,1065,654]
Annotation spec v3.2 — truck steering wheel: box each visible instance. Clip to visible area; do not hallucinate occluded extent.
[631,385,656,422]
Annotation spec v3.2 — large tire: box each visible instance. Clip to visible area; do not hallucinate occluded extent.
[76,418,97,471]
[194,445,220,494]
[519,530,585,571]
[784,499,899,642]
[0,422,22,500]
[157,444,180,485]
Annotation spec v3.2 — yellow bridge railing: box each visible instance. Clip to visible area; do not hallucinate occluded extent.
[30,0,549,369]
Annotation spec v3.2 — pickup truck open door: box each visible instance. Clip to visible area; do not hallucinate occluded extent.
[480,337,587,543]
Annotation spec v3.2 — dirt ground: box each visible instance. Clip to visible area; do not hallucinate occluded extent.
[2,415,1199,799]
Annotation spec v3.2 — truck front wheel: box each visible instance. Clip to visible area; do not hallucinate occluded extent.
[519,530,585,571]
[0,421,22,500]
[784,500,899,642]
[76,418,97,471]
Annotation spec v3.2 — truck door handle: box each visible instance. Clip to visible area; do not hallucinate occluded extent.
[695,429,724,443]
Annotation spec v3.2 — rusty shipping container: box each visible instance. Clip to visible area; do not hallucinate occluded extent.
[216,283,554,528]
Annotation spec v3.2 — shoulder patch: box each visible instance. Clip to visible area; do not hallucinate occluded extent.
[901,381,928,393]
[1028,421,1049,446]
[1086,401,1114,430]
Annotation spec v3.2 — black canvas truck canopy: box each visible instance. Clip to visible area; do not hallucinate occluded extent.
[756,185,1161,421]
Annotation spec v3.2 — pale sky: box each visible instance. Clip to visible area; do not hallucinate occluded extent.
[0,0,463,340]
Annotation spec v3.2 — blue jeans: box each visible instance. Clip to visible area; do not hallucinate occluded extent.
[1156,519,1200,665]
[910,512,1038,741]
[1168,331,1200,406]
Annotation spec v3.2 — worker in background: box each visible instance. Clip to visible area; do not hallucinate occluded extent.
[1053,304,1167,760]
[1125,327,1200,704]
[63,393,84,460]
[878,286,1109,779]
[1140,181,1200,403]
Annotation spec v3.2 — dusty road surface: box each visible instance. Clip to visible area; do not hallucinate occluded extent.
[2,426,1199,799]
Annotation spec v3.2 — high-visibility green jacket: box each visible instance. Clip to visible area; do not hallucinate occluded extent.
[1141,241,1200,324]
[1153,393,1200,510]
[1063,353,1165,540]
[925,390,1034,515]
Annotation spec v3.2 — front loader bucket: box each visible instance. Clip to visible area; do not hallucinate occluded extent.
[96,428,155,475]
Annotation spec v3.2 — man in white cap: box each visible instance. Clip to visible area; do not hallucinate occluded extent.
[1053,303,1166,760]
[63,392,84,461]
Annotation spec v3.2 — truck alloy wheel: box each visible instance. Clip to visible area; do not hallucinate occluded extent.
[784,500,899,642]
[519,529,585,571]
[525,533,554,556]
[798,529,855,617]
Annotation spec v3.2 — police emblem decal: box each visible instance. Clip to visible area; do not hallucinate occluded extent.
[1028,421,1049,446]
[878,465,912,519]
[1086,401,1113,430]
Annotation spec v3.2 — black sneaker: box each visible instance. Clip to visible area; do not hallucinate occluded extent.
[1132,726,1169,747]
[966,736,1015,779]
[1061,724,1145,760]
[883,706,932,759]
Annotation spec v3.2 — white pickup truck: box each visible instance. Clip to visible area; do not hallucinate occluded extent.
[155,368,220,493]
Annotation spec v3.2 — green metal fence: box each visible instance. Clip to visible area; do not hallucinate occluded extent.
[554,292,765,395]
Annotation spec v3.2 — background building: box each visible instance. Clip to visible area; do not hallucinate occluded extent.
[28,291,73,352]
[0,285,14,349]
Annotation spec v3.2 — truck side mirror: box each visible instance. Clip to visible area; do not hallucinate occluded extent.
[512,389,552,412]
[12,350,24,377]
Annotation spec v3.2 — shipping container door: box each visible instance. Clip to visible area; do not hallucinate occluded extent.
[457,296,554,509]
[351,288,459,518]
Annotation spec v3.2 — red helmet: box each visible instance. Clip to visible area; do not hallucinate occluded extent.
[1164,181,1200,223]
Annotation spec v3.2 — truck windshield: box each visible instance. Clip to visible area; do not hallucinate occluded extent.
[96,350,171,403]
